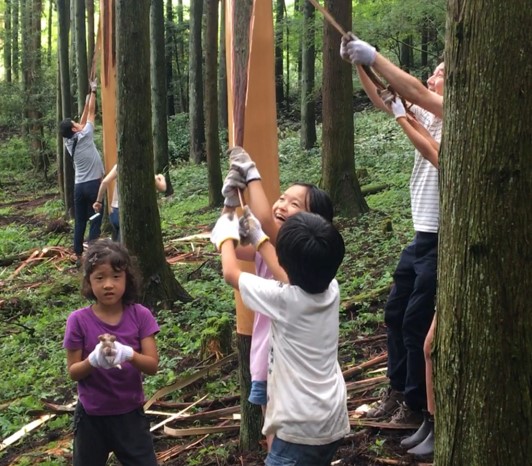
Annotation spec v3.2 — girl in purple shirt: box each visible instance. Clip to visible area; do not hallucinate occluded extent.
[63,239,159,466]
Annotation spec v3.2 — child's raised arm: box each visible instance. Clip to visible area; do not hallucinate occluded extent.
[211,212,242,289]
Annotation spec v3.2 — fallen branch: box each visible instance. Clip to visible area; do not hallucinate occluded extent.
[342,353,387,380]
[164,423,239,437]
[0,402,76,452]
[143,353,237,411]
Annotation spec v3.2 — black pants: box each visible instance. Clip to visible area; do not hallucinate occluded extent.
[73,403,157,466]
[385,232,437,411]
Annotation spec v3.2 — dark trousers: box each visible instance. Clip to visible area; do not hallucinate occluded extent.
[385,232,438,411]
[266,436,341,466]
[109,207,120,241]
[73,403,157,466]
[73,179,102,256]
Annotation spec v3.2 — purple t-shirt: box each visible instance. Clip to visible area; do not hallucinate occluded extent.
[63,303,159,416]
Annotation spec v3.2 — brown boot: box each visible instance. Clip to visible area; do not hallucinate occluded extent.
[365,387,405,419]
[389,402,423,426]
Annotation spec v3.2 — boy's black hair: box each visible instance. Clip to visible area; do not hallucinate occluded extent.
[276,212,344,294]
[59,118,75,139]
[292,182,334,222]
[81,238,141,304]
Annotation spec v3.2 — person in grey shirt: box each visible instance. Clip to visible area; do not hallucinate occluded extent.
[59,80,105,267]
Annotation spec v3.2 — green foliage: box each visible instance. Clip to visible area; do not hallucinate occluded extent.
[0,108,417,461]
[167,113,191,162]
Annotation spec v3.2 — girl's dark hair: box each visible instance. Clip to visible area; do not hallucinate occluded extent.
[81,239,141,304]
[292,182,334,222]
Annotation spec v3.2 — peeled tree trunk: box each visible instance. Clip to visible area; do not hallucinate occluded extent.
[435,1,532,464]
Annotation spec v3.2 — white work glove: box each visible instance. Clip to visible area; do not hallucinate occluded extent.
[88,342,115,369]
[228,147,261,184]
[90,79,98,93]
[239,206,269,249]
[390,98,407,120]
[210,212,240,251]
[340,32,357,62]
[221,168,247,208]
[345,37,377,66]
[112,341,134,366]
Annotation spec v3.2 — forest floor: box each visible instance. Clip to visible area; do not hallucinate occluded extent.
[0,112,433,465]
[0,200,431,466]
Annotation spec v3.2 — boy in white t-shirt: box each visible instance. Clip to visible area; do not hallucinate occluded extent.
[211,209,350,465]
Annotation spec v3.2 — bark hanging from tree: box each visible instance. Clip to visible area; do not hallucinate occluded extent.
[74,0,88,110]
[436,1,532,464]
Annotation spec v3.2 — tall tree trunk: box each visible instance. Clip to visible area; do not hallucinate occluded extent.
[218,0,228,131]
[47,0,53,66]
[294,0,302,86]
[4,0,12,83]
[165,0,175,117]
[57,0,75,217]
[399,35,413,72]
[420,20,429,83]
[75,0,88,109]
[23,0,46,172]
[300,0,316,149]
[56,65,65,202]
[228,0,264,451]
[204,0,223,207]
[12,0,19,81]
[176,0,187,112]
[188,0,205,163]
[150,0,174,196]
[436,1,532,464]
[274,0,284,107]
[115,0,191,308]
[321,0,368,217]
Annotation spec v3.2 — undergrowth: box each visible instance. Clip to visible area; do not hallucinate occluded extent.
[0,109,414,461]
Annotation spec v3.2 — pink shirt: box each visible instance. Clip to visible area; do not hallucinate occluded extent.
[250,254,273,382]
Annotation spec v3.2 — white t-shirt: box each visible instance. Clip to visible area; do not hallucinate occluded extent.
[409,105,442,233]
[239,273,350,446]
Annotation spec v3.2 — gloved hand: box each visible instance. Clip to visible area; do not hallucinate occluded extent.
[345,38,377,66]
[88,342,115,369]
[340,32,357,62]
[390,98,407,120]
[90,79,98,93]
[221,168,247,207]
[210,212,240,251]
[228,147,261,184]
[112,341,134,366]
[239,206,269,249]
